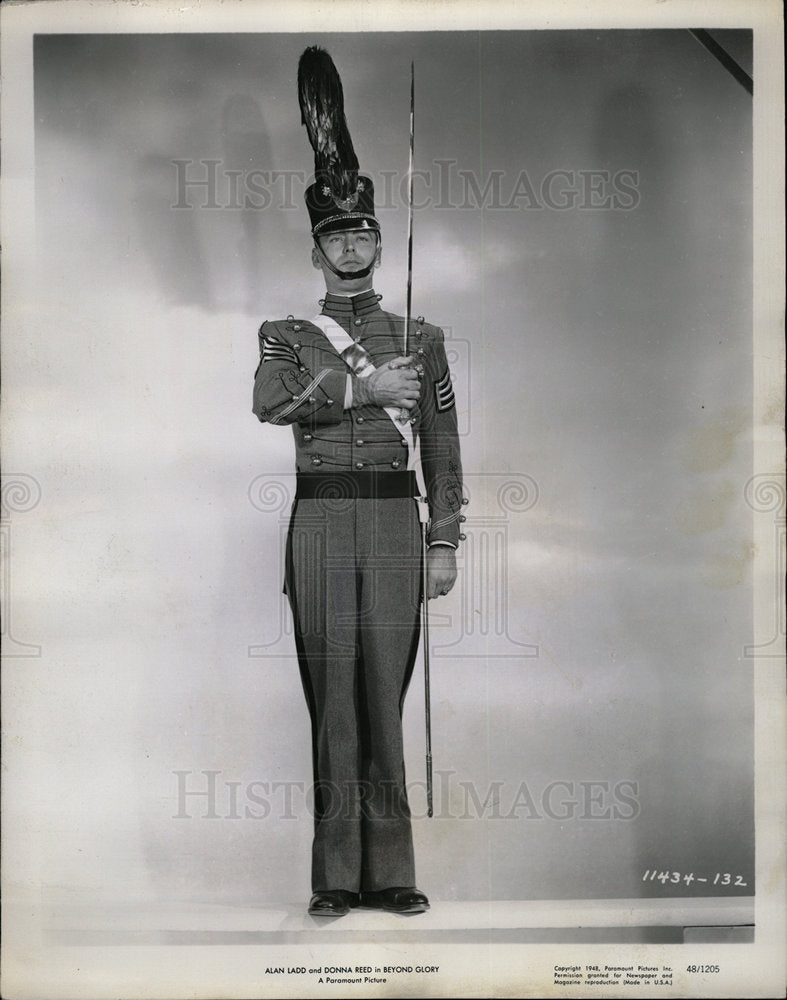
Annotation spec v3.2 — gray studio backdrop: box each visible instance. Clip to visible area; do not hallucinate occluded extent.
[12,29,753,904]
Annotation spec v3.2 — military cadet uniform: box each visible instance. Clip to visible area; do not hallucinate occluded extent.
[253,290,464,898]
[254,45,464,914]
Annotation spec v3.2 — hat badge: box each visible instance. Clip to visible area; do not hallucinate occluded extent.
[320,183,360,212]
[333,189,360,212]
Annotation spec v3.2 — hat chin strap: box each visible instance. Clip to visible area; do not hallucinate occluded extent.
[312,235,381,282]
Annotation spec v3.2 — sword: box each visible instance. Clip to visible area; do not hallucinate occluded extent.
[401,63,434,818]
[421,516,434,818]
[398,62,417,424]
[403,61,415,358]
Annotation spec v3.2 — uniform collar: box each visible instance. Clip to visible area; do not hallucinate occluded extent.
[321,289,382,319]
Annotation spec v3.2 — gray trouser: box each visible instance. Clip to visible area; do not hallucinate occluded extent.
[285,496,422,892]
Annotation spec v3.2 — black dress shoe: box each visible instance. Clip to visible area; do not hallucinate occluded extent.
[307,890,360,916]
[360,887,430,913]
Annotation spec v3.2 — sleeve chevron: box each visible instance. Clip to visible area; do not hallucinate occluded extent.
[262,335,299,365]
[434,367,455,412]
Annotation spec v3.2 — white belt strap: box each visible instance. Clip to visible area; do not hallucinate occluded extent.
[310,315,429,521]
[310,314,415,460]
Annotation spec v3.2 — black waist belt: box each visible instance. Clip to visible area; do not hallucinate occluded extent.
[295,470,418,500]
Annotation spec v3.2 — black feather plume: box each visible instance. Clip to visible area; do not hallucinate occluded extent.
[298,46,359,202]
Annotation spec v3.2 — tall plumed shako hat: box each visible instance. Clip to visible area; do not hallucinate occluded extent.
[298,46,380,237]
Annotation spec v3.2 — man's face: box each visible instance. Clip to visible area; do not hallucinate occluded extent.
[312,228,381,292]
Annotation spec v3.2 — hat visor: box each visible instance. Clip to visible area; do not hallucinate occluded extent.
[313,214,380,236]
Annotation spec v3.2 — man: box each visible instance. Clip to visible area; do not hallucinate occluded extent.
[252,48,465,917]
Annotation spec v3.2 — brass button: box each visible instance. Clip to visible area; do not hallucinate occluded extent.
[356,440,364,446]
[401,438,408,446]
[293,342,301,350]
[459,533,467,541]
[462,498,469,505]
[299,366,306,372]
[391,459,401,469]
[459,515,466,522]
[354,318,362,326]
[312,456,322,466]
[293,324,301,332]
[326,399,334,406]
[291,394,299,401]
[356,416,365,424]
[355,462,364,470]
[308,396,316,403]
[303,433,313,442]
[354,336,361,344]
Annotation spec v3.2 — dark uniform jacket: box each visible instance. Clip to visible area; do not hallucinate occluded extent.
[253,289,464,547]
